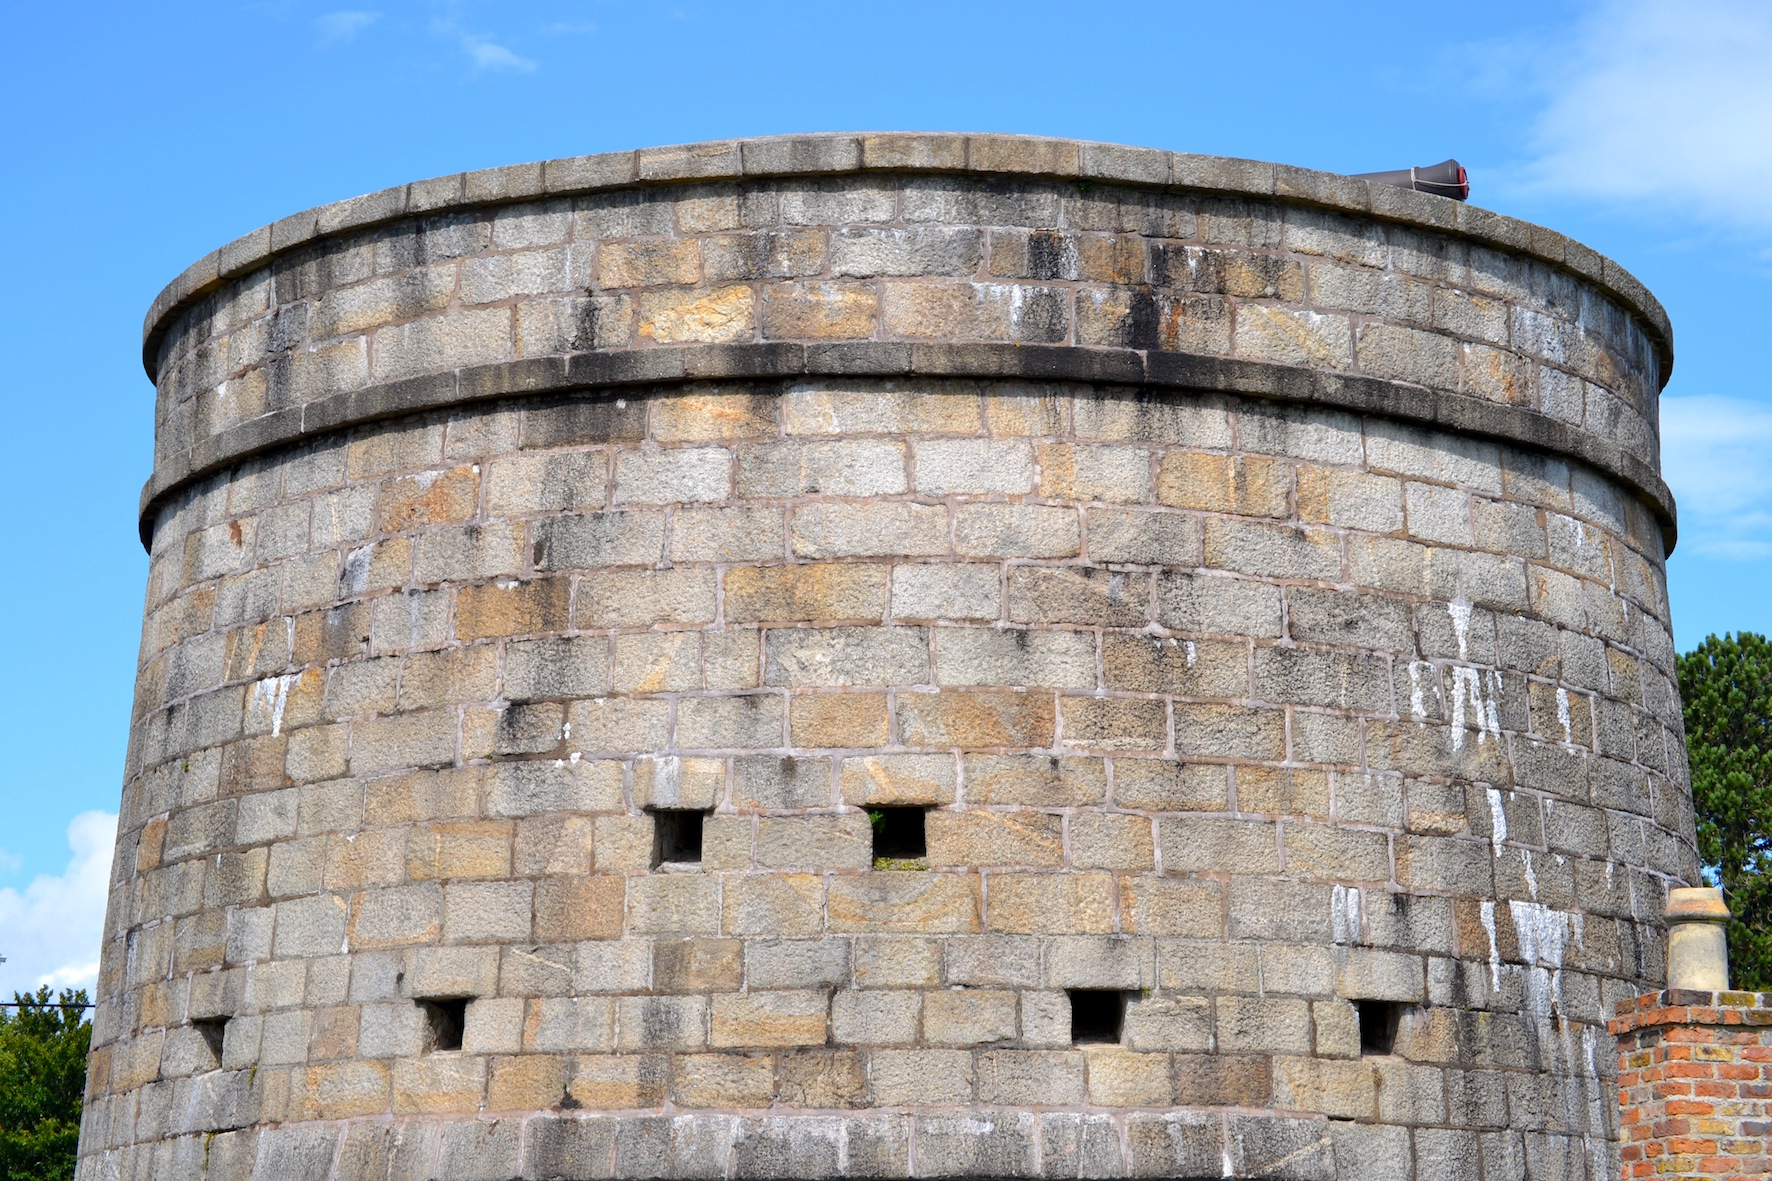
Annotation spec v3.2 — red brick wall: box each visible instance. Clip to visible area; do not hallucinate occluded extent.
[1611,990,1772,1179]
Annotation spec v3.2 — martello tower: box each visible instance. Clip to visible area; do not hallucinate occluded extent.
[81,135,1693,1181]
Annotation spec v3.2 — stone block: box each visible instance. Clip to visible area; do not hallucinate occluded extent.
[871,1049,973,1105]
[1102,634,1248,698]
[710,990,828,1048]
[914,1111,1035,1178]
[762,281,880,339]
[1084,1048,1174,1106]
[898,689,1056,749]
[933,628,1095,691]
[916,439,1036,495]
[1217,996,1314,1054]
[1084,510,1203,573]
[672,1052,775,1107]
[790,692,891,748]
[1059,696,1168,753]
[962,754,1105,806]
[1008,566,1150,628]
[723,873,825,938]
[669,505,786,563]
[1037,442,1153,503]
[954,504,1080,559]
[831,989,921,1045]
[978,1049,1086,1105]
[575,568,717,628]
[761,624,928,691]
[792,503,949,558]
[827,872,979,933]
[985,873,1113,935]
[536,876,625,942]
[1125,1112,1224,1180]
[634,755,725,810]
[755,814,872,870]
[725,563,888,624]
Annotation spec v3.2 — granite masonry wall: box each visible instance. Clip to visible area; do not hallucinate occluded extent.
[80,135,1695,1181]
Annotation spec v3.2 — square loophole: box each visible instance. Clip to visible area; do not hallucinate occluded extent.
[869,807,927,862]
[1355,1000,1402,1056]
[418,997,468,1053]
[1068,989,1125,1045]
[192,1016,228,1066]
[650,808,706,868]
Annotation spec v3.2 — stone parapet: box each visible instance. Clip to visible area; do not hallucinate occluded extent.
[1611,990,1772,1179]
[137,134,1676,556]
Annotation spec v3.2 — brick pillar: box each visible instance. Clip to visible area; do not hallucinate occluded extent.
[1610,990,1772,1179]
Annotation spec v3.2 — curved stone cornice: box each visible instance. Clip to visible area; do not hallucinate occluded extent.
[137,341,1676,553]
[140,133,1674,383]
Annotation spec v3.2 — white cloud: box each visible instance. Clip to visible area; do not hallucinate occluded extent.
[542,20,597,36]
[464,38,537,73]
[1506,0,1772,231]
[1661,394,1772,559]
[316,10,380,44]
[0,812,115,999]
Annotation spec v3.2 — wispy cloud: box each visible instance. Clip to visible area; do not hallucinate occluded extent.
[1662,394,1772,560]
[463,37,537,72]
[0,812,115,998]
[542,20,597,36]
[428,12,539,75]
[1499,0,1772,233]
[316,9,380,44]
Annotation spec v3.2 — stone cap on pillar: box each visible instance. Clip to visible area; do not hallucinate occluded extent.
[1667,885,1731,923]
[1665,885,1732,991]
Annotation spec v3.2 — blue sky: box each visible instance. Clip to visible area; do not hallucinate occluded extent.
[1,0,1768,994]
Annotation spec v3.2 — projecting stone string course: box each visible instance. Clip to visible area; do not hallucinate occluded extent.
[82,134,1696,1181]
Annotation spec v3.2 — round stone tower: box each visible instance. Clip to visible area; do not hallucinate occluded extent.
[82,135,1694,1181]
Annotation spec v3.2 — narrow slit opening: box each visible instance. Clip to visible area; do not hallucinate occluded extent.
[193,1016,228,1066]
[1356,1000,1402,1056]
[869,807,927,863]
[650,808,707,868]
[418,997,468,1053]
[1068,989,1126,1045]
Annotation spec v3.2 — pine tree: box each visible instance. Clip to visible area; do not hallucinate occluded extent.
[1678,632,1772,989]
[0,986,91,1181]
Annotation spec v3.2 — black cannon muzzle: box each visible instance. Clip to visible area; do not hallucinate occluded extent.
[1352,159,1469,201]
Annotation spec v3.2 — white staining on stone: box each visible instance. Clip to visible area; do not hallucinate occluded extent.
[1487,788,1508,850]
[1480,900,1501,992]
[250,674,297,737]
[1448,666,1500,751]
[1448,669,1475,749]
[1184,641,1197,669]
[1510,900,1575,1019]
[1557,686,1573,745]
[1331,884,1365,946]
[341,544,373,595]
[1408,661,1432,722]
[1448,599,1473,660]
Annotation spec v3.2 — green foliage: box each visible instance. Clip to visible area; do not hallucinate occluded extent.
[0,987,91,1181]
[1678,632,1772,989]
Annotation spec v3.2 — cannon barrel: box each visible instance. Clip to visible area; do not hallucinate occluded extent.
[1353,158,1469,200]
